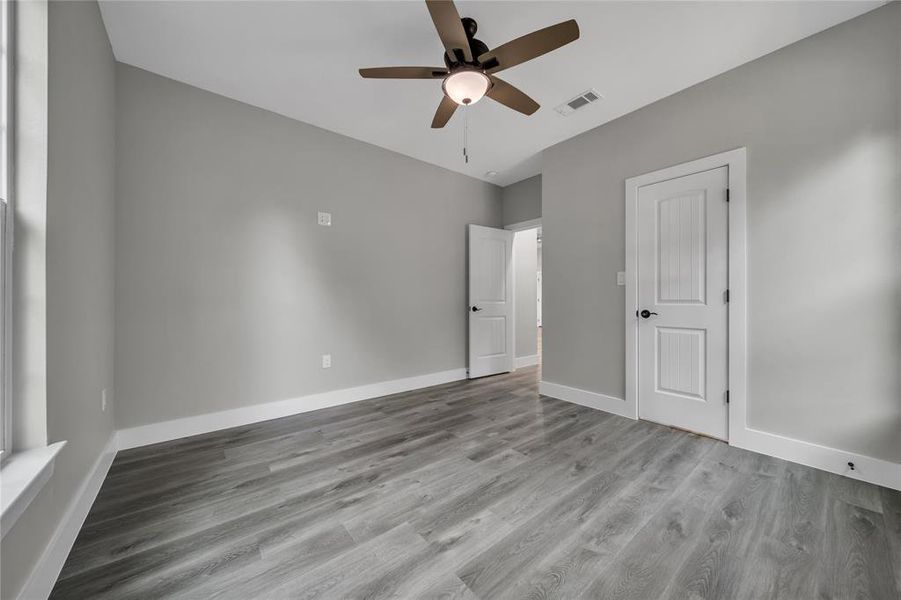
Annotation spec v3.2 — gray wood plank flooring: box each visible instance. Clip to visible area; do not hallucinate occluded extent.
[51,366,901,599]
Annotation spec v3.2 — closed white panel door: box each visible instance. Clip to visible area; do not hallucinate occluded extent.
[637,167,729,439]
[468,224,514,378]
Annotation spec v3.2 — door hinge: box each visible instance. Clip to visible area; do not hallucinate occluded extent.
[725,390,730,404]
[726,188,731,202]
[725,289,730,303]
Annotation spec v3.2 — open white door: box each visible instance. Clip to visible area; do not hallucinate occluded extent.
[468,224,514,379]
[637,166,729,440]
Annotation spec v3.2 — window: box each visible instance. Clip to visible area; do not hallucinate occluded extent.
[0,0,13,461]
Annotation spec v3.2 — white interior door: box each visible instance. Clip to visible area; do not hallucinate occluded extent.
[468,224,514,379]
[637,166,729,439]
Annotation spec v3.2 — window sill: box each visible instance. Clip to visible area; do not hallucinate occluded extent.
[0,441,66,538]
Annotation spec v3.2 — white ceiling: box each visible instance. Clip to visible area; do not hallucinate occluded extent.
[99,1,881,186]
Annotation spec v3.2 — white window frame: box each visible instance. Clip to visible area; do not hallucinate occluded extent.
[0,0,69,544]
[0,0,14,463]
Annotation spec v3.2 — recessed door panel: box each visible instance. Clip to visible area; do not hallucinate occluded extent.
[656,327,705,400]
[473,316,507,358]
[475,238,507,303]
[657,192,706,304]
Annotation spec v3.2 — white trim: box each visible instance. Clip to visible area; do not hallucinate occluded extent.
[117,368,468,450]
[514,354,539,369]
[1,0,17,464]
[18,433,117,600]
[624,147,748,431]
[539,380,632,419]
[0,440,65,538]
[504,218,541,232]
[734,427,901,491]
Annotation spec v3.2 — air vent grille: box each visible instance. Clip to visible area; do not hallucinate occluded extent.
[554,89,603,116]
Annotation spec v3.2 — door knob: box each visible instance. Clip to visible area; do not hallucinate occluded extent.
[471,306,482,312]
[639,309,658,319]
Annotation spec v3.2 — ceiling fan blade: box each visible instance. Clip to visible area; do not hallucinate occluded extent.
[425,0,473,63]
[359,67,448,79]
[431,95,458,128]
[486,76,539,116]
[479,19,579,74]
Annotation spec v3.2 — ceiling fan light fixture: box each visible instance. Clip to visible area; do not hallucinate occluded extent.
[442,70,490,105]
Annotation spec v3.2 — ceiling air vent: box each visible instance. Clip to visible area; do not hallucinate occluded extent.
[554,89,603,116]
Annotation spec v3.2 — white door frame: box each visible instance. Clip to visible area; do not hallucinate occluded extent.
[504,218,541,232]
[625,148,747,443]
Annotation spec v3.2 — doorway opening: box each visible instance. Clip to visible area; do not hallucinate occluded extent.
[466,219,542,380]
[507,220,542,371]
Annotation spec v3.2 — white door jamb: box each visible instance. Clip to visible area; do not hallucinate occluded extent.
[625,147,748,442]
[504,218,542,232]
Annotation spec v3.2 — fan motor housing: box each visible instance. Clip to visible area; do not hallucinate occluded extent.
[443,18,490,69]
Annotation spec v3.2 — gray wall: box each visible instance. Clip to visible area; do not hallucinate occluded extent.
[542,4,901,463]
[114,65,502,428]
[501,175,541,226]
[2,1,117,598]
[513,229,538,359]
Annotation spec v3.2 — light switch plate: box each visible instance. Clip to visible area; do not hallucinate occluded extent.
[321,354,332,368]
[617,271,626,286]
[318,212,332,227]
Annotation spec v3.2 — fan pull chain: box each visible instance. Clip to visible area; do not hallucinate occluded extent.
[463,105,469,164]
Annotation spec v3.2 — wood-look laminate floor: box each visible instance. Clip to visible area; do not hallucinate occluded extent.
[53,366,901,599]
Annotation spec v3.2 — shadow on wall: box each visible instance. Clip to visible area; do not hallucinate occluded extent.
[749,130,901,462]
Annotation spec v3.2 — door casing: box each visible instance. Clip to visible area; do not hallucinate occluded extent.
[625,148,748,443]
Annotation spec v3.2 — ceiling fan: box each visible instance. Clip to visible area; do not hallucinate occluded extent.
[359,0,579,128]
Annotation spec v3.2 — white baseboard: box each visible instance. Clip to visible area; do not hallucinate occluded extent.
[117,368,468,450]
[541,379,900,492]
[19,433,118,600]
[514,354,540,369]
[539,380,633,419]
[733,427,901,492]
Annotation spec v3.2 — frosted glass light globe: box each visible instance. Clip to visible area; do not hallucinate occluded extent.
[442,70,490,105]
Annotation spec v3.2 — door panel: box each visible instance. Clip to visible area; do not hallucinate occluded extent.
[657,191,706,304]
[468,225,514,378]
[657,327,705,399]
[637,167,728,439]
